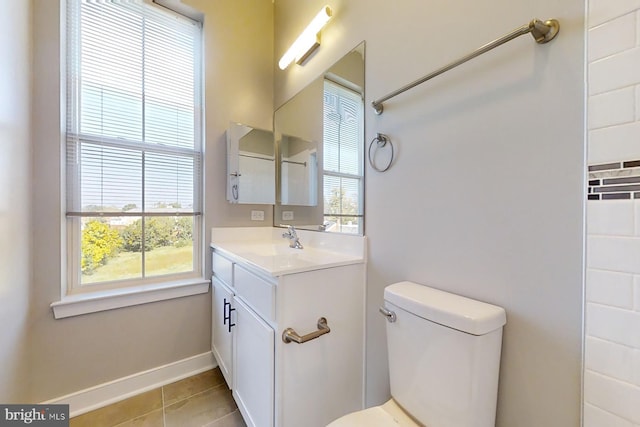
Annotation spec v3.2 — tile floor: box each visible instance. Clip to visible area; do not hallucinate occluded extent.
[69,368,246,427]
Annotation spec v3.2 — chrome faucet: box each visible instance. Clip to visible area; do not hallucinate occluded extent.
[282,225,303,249]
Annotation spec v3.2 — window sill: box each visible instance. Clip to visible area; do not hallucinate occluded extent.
[50,278,210,319]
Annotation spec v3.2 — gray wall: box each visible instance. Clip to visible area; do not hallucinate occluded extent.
[0,0,32,404]
[29,0,273,402]
[185,0,275,232]
[275,1,585,426]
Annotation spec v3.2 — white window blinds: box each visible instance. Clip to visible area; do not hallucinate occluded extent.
[323,80,362,177]
[323,79,364,234]
[66,0,202,216]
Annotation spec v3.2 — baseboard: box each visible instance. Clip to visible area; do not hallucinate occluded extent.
[42,352,217,418]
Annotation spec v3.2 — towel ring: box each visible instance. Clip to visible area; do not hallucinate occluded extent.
[368,133,394,172]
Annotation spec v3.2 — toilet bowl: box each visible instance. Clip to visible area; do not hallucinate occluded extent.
[328,281,506,427]
[328,399,419,427]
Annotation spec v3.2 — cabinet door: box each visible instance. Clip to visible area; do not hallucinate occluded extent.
[212,277,235,388]
[233,297,274,427]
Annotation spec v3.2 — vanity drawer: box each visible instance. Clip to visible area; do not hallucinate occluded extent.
[234,264,275,322]
[212,251,234,286]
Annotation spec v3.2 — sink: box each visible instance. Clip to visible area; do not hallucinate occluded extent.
[245,243,302,257]
[215,242,360,276]
[239,244,340,272]
[210,227,366,276]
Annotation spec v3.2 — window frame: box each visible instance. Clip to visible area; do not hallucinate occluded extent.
[62,0,206,298]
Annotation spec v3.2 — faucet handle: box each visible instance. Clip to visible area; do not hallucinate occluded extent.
[280,224,296,235]
[280,224,293,238]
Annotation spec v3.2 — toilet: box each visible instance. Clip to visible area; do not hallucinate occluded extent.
[328,281,507,427]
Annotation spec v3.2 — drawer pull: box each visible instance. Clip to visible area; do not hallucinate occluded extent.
[282,317,330,344]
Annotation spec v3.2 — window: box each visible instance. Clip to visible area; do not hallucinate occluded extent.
[65,0,203,292]
[322,79,364,234]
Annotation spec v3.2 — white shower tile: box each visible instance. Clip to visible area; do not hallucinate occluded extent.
[638,11,640,47]
[586,303,640,348]
[587,200,635,236]
[589,13,636,61]
[585,336,636,382]
[635,201,640,236]
[635,276,640,310]
[584,403,634,427]
[587,269,634,308]
[589,0,640,28]
[589,122,640,164]
[589,87,635,129]
[634,348,640,386]
[587,236,640,273]
[636,85,640,121]
[590,47,640,95]
[584,370,640,423]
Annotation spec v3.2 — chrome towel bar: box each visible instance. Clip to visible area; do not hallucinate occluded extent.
[282,317,330,344]
[371,18,560,115]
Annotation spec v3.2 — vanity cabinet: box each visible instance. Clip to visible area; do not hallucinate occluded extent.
[233,296,274,427]
[210,244,365,427]
[211,276,234,387]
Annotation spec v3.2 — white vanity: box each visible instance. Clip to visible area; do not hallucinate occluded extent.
[210,227,366,427]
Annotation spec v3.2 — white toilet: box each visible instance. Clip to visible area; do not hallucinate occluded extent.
[328,281,507,427]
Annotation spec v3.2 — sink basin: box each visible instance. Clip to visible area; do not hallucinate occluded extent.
[245,243,303,257]
[214,241,361,276]
[210,227,366,276]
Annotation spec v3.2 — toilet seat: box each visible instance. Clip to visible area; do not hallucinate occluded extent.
[327,399,420,427]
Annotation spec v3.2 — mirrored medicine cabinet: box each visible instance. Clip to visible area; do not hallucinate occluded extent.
[226,122,275,205]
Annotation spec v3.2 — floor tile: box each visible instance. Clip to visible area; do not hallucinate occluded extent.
[163,368,226,407]
[203,410,247,427]
[70,388,163,427]
[113,409,164,427]
[164,384,237,427]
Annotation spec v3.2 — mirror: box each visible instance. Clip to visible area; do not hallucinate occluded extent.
[275,42,365,234]
[280,134,318,206]
[226,122,275,204]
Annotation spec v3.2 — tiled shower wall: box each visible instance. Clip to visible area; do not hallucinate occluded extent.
[585,2,640,426]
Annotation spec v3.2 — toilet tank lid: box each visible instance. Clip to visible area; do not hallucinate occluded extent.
[384,281,506,335]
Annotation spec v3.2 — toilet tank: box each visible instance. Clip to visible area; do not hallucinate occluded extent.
[383,281,506,427]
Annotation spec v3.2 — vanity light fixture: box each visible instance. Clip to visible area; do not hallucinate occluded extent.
[278,5,333,70]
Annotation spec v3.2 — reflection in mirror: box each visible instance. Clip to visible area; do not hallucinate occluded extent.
[275,42,365,234]
[226,122,275,204]
[280,135,318,206]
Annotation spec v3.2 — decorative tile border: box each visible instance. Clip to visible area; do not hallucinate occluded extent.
[588,160,640,200]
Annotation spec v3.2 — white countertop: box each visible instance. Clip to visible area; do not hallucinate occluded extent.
[210,227,366,276]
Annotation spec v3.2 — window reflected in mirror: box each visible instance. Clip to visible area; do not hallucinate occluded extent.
[322,79,364,234]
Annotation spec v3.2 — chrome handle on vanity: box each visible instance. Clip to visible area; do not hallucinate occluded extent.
[379,306,396,323]
[282,317,330,344]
